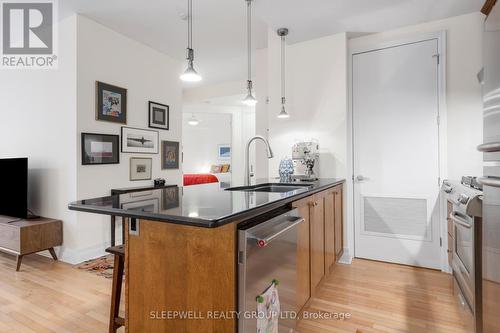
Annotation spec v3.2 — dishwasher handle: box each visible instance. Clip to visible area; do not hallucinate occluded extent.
[256,216,305,248]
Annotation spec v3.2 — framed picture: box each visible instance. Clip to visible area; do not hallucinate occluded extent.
[96,81,127,124]
[81,133,120,165]
[149,101,169,130]
[121,127,159,154]
[130,157,152,181]
[218,144,231,159]
[161,141,180,169]
[162,186,180,210]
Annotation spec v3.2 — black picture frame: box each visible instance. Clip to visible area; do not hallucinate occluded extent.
[81,133,120,165]
[121,126,159,154]
[148,101,169,130]
[96,81,127,124]
[161,141,180,169]
[129,157,153,181]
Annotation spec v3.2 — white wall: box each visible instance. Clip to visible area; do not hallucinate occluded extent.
[74,16,183,263]
[183,80,246,105]
[182,112,232,174]
[254,48,270,179]
[256,29,349,256]
[263,31,348,180]
[0,15,78,260]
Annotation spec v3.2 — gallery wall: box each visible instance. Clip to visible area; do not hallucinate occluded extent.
[73,15,183,263]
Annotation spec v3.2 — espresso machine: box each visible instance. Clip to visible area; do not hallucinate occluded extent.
[291,141,319,181]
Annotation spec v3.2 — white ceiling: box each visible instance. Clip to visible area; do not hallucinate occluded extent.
[63,0,484,88]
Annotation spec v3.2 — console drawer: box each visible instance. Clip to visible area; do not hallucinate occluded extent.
[0,223,20,253]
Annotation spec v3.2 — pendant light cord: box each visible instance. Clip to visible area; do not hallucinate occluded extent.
[188,0,193,52]
[281,34,286,104]
[247,0,252,82]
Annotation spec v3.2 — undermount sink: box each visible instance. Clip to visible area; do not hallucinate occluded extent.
[225,183,312,193]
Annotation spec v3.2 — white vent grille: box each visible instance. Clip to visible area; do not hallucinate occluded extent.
[363,196,430,241]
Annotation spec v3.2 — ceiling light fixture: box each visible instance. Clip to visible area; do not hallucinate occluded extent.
[187,114,199,126]
[242,0,257,106]
[180,0,202,82]
[277,28,290,119]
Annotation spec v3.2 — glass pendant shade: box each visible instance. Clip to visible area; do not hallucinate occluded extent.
[242,93,257,106]
[242,80,257,106]
[180,60,202,82]
[277,105,290,119]
[187,114,199,126]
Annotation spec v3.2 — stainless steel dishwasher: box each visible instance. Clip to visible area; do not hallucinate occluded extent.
[238,208,304,332]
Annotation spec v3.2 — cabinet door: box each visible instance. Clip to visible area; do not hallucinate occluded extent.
[293,199,311,311]
[310,194,325,291]
[324,191,335,273]
[334,187,344,260]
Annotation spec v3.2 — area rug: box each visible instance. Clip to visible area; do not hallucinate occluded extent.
[75,255,115,279]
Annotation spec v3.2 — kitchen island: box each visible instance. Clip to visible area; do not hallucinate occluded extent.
[69,178,345,332]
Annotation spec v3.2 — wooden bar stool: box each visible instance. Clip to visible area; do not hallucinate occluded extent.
[106,245,125,333]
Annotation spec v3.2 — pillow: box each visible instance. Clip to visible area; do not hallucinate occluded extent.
[210,165,222,173]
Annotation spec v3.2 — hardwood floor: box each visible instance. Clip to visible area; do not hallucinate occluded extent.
[0,252,124,333]
[0,253,466,333]
[296,259,468,333]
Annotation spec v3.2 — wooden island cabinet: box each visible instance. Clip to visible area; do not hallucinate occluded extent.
[69,179,345,332]
[293,183,344,301]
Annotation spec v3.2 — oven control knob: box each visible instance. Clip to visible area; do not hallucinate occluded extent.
[458,194,469,205]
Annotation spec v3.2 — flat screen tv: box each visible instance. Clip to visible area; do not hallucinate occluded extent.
[0,158,28,219]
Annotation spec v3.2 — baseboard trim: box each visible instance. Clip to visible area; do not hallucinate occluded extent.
[338,247,353,264]
[58,242,111,265]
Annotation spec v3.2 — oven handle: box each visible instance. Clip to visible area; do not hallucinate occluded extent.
[477,141,500,152]
[449,212,472,229]
[477,176,500,188]
[255,216,305,247]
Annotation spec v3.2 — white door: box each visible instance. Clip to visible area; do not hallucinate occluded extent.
[352,38,442,269]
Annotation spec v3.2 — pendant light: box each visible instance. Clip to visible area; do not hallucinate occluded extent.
[277,28,290,119]
[242,0,257,106]
[180,0,202,82]
[187,113,199,126]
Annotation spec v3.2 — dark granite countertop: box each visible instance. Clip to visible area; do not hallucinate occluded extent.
[68,178,345,228]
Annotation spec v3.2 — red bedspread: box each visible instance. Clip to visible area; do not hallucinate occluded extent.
[183,174,219,186]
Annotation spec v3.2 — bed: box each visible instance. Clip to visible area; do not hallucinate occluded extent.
[183,174,219,186]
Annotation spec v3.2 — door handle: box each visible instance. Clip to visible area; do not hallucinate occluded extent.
[356,175,365,182]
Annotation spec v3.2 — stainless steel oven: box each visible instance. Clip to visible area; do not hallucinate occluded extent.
[448,180,482,332]
[451,204,477,306]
